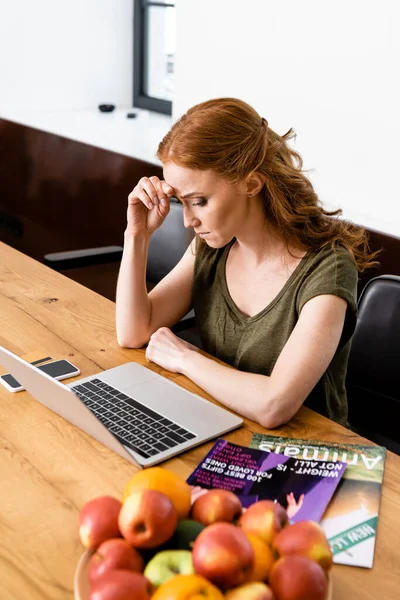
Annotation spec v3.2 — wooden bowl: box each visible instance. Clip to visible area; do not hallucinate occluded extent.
[74,549,333,600]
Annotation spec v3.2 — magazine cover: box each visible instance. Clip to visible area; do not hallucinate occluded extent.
[250,434,386,568]
[187,438,346,524]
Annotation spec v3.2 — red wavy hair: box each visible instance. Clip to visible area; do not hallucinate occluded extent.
[157,98,378,271]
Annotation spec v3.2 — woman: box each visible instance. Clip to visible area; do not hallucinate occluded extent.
[116,98,377,429]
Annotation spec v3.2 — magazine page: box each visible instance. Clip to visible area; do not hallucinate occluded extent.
[187,438,346,524]
[250,434,386,569]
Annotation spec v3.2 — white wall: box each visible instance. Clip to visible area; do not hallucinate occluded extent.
[0,0,133,110]
[174,0,400,235]
[1,0,398,234]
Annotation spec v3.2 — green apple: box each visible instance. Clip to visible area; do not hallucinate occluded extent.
[169,519,205,550]
[144,550,194,587]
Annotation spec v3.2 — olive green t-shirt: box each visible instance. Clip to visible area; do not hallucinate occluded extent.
[192,240,358,426]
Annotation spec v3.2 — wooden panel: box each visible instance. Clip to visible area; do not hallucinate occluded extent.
[364,228,400,278]
[0,119,163,260]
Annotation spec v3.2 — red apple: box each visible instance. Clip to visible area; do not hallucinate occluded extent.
[192,522,254,590]
[79,496,122,549]
[89,538,145,583]
[118,489,177,548]
[269,555,329,600]
[190,489,243,526]
[238,500,288,546]
[89,569,153,600]
[225,582,275,600]
[272,521,333,573]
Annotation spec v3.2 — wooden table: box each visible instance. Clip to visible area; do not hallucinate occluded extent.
[0,241,399,600]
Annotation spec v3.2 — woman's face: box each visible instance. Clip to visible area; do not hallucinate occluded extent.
[163,163,249,248]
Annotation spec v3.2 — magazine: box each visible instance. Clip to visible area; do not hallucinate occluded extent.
[250,434,386,569]
[186,438,346,524]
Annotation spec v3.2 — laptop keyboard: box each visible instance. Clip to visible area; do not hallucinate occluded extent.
[71,378,197,459]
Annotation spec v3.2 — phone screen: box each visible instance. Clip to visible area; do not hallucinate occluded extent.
[1,373,21,389]
[38,359,78,378]
[0,360,79,389]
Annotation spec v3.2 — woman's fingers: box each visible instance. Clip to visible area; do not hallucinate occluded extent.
[149,327,173,346]
[128,177,175,210]
[149,176,169,206]
[140,177,161,208]
[128,186,153,210]
[161,181,175,199]
[131,189,154,210]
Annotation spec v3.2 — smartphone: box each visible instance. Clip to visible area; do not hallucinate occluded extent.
[0,359,81,393]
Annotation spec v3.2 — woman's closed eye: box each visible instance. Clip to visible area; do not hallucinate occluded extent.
[192,198,207,207]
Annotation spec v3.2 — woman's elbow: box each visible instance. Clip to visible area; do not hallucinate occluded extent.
[117,333,148,349]
[258,412,288,430]
[257,397,294,430]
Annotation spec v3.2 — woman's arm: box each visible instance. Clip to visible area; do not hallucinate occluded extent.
[116,232,151,347]
[116,175,195,348]
[146,294,348,427]
[116,238,195,348]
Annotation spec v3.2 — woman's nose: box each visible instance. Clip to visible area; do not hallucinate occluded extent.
[183,207,200,229]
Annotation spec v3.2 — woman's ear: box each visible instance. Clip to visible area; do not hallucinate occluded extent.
[246,172,264,198]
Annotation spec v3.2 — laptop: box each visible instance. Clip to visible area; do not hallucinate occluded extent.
[0,345,242,467]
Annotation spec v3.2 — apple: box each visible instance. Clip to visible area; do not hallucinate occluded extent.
[272,521,333,573]
[238,500,288,546]
[118,489,177,548]
[225,582,276,600]
[79,496,122,549]
[167,519,205,550]
[144,550,194,587]
[269,555,329,600]
[89,569,153,600]
[245,533,274,582]
[88,538,144,583]
[192,522,254,590]
[190,489,243,526]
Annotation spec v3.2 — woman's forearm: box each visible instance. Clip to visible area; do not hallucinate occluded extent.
[116,232,152,347]
[180,350,286,428]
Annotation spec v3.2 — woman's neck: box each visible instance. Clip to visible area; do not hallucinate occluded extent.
[233,203,304,267]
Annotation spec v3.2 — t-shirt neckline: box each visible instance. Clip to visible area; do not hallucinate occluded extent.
[219,239,311,323]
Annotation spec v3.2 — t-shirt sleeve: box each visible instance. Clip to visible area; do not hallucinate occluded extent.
[296,247,358,347]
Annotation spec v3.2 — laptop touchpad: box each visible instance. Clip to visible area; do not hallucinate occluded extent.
[99,363,159,390]
[127,378,206,425]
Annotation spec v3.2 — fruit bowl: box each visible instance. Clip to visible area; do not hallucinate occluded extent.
[74,550,93,600]
[73,549,334,600]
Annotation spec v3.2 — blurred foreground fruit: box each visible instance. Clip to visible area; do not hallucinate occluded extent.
[79,496,122,549]
[118,489,177,548]
[144,550,194,587]
[88,538,144,583]
[269,555,329,600]
[245,533,274,582]
[190,489,243,526]
[122,467,191,519]
[151,573,224,600]
[192,522,254,590]
[272,521,333,573]
[225,581,276,600]
[89,569,153,600]
[239,500,289,546]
